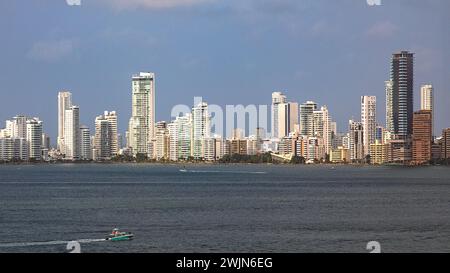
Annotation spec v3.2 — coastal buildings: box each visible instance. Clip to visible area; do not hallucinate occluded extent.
[128,72,156,157]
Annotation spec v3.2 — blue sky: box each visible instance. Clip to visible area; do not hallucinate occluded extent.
[0,0,449,142]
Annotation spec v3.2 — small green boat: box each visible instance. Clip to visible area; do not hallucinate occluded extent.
[106,228,134,242]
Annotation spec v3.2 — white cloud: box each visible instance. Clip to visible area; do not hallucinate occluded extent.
[27,39,76,62]
[103,0,213,10]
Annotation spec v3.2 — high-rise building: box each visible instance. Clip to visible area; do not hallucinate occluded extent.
[168,114,192,161]
[64,105,80,160]
[313,106,331,155]
[387,51,414,137]
[271,92,287,139]
[94,115,111,160]
[155,121,170,160]
[129,72,156,156]
[442,128,450,159]
[412,110,432,164]
[192,102,210,159]
[278,102,299,138]
[385,80,394,133]
[42,133,51,150]
[58,91,72,153]
[349,120,364,162]
[300,101,317,137]
[6,115,28,139]
[80,125,91,160]
[370,140,389,165]
[104,111,118,156]
[26,118,43,161]
[420,84,434,136]
[361,96,377,156]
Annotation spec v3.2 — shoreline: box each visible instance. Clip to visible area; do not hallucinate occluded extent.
[0,161,447,168]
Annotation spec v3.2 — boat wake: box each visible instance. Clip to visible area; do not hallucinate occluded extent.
[180,170,267,174]
[0,238,106,248]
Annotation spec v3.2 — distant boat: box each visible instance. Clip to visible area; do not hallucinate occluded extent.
[106,228,134,242]
[180,166,188,172]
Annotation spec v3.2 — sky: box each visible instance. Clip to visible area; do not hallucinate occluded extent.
[0,0,449,143]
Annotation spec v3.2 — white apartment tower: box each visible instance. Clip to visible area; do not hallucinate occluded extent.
[420,84,434,135]
[313,105,332,155]
[300,101,318,137]
[64,105,80,160]
[94,115,111,160]
[80,125,91,160]
[58,91,72,153]
[105,111,119,156]
[26,118,43,161]
[192,102,211,159]
[129,72,155,156]
[361,96,377,156]
[271,92,287,139]
[349,120,364,162]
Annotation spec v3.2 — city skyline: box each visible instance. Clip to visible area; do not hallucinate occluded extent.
[0,0,449,142]
[1,47,449,165]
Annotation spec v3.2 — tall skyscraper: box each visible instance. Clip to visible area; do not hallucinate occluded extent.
[442,128,450,159]
[349,120,364,162]
[168,114,192,161]
[64,105,80,160]
[6,116,27,139]
[94,114,111,160]
[271,92,287,139]
[104,111,118,156]
[155,121,170,160]
[26,118,43,161]
[300,101,317,137]
[385,80,394,134]
[58,91,72,153]
[313,106,332,155]
[192,102,210,159]
[129,72,155,156]
[412,110,432,164]
[278,102,299,138]
[420,84,434,136]
[361,96,377,156]
[80,125,91,160]
[387,51,414,137]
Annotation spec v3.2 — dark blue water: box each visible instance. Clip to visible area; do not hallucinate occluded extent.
[0,164,449,253]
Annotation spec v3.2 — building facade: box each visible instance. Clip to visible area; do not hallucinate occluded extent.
[361,96,377,156]
[129,72,155,156]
